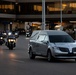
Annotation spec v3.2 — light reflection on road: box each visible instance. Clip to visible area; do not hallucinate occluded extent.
[9,53,17,59]
[0,46,17,59]
[0,46,4,55]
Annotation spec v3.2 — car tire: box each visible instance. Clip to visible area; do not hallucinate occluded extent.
[29,49,35,59]
[9,47,13,50]
[0,43,2,45]
[47,50,54,62]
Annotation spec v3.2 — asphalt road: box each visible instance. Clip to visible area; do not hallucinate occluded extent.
[0,35,76,75]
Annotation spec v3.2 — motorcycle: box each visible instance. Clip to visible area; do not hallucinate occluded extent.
[26,30,31,37]
[6,35,16,50]
[0,34,5,45]
[14,31,19,38]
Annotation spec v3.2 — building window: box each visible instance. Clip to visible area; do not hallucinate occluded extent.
[0,2,15,14]
[70,3,76,8]
[8,4,14,10]
[32,4,42,14]
[2,5,5,9]
[47,2,76,14]
[34,5,42,11]
[47,3,67,11]
[0,4,14,10]
[0,5,1,9]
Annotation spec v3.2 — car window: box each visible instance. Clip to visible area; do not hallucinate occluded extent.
[49,35,75,43]
[44,36,48,42]
[37,35,45,42]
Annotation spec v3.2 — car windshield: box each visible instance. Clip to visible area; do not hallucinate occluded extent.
[49,35,75,43]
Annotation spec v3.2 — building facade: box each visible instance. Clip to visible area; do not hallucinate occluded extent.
[0,0,76,30]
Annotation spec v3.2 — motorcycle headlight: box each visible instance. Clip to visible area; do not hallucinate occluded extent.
[0,37,3,39]
[15,33,18,35]
[8,39,16,42]
[8,32,12,36]
[13,40,16,42]
[3,33,6,35]
[11,39,14,41]
[8,39,11,42]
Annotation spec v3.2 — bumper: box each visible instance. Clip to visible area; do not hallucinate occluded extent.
[55,54,76,59]
[52,49,76,59]
[54,52,76,59]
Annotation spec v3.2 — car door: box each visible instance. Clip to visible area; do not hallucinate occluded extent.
[36,35,46,55]
[40,35,49,56]
[30,31,39,53]
[41,35,49,55]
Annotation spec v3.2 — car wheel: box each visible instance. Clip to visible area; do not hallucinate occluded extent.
[47,50,53,62]
[9,47,13,50]
[29,49,35,59]
[0,43,2,45]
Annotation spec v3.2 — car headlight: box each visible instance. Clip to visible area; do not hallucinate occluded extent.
[52,46,59,50]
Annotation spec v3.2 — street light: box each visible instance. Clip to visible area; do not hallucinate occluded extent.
[42,0,45,30]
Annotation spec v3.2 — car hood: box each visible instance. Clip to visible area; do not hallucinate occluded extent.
[54,43,76,48]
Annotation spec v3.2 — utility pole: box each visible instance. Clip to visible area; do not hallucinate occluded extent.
[42,0,45,30]
[60,0,62,26]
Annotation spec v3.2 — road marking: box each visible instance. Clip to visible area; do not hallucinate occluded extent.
[11,59,25,63]
[25,38,29,39]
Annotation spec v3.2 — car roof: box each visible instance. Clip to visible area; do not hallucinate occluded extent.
[33,30,68,35]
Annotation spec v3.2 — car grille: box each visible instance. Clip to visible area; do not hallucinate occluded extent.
[59,47,69,52]
[72,48,76,52]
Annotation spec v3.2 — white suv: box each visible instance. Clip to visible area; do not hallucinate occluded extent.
[28,30,76,62]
